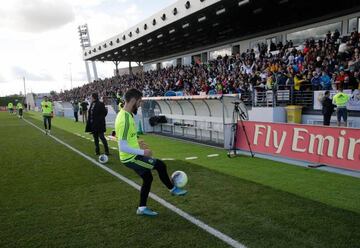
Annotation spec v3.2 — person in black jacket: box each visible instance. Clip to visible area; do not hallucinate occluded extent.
[86,93,110,155]
[322,90,336,126]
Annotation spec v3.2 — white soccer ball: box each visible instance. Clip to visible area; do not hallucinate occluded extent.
[171,170,188,188]
[98,154,108,164]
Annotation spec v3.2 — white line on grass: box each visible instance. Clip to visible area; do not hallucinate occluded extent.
[23,118,246,248]
[207,154,219,157]
[111,147,118,150]
[185,157,198,160]
[161,158,175,161]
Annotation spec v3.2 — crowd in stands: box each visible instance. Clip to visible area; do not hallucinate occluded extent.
[56,30,360,102]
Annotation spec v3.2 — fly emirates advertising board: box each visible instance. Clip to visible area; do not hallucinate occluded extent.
[236,121,360,171]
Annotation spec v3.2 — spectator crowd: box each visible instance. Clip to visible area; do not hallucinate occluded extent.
[56,30,360,102]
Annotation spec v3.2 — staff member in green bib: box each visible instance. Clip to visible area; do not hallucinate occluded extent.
[16,102,23,118]
[333,87,350,127]
[41,96,53,135]
[7,102,14,114]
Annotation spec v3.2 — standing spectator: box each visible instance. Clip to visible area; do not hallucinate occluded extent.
[72,100,79,122]
[321,91,335,126]
[86,93,110,155]
[333,88,350,127]
[80,99,89,123]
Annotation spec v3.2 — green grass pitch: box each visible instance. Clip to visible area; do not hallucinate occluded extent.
[0,111,359,248]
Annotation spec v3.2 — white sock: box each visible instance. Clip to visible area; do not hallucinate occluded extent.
[138,206,146,211]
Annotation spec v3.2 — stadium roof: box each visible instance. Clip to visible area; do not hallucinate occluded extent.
[83,0,360,63]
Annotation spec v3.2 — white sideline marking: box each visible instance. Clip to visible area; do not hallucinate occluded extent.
[23,118,246,248]
[161,158,175,161]
[185,157,198,160]
[207,154,219,157]
[111,147,118,150]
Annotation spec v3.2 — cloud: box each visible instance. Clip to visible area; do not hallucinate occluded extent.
[12,66,54,81]
[0,0,75,33]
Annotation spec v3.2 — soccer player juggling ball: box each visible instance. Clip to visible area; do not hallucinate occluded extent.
[115,88,187,217]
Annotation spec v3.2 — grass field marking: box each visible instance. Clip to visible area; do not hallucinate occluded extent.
[161,158,175,161]
[185,157,198,160]
[207,154,219,157]
[111,147,118,150]
[23,118,246,248]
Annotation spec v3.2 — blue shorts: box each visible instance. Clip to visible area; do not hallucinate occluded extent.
[336,108,347,122]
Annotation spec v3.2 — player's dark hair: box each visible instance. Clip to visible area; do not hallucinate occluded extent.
[125,88,143,102]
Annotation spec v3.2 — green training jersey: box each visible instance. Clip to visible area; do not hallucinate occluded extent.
[7,102,13,109]
[16,103,23,109]
[115,109,139,162]
[41,101,53,116]
[333,92,350,107]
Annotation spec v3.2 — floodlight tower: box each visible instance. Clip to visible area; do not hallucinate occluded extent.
[78,24,98,83]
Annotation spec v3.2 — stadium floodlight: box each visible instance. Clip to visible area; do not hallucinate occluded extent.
[169,28,176,34]
[198,16,206,22]
[216,8,226,15]
[238,0,250,7]
[138,42,143,46]
[182,23,190,29]
[157,34,163,39]
[147,38,152,43]
[122,49,127,52]
[114,51,118,55]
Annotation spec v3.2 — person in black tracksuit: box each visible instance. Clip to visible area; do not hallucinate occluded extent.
[322,90,336,126]
[86,93,110,155]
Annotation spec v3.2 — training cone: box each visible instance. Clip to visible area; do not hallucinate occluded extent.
[137,121,144,135]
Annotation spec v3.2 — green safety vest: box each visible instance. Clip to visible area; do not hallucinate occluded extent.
[41,101,53,116]
[333,92,350,107]
[17,103,23,109]
[8,103,13,108]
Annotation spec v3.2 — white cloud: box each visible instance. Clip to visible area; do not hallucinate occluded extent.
[0,0,75,33]
[0,0,170,96]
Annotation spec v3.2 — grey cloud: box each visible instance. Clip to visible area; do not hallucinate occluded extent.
[16,0,75,32]
[12,66,54,81]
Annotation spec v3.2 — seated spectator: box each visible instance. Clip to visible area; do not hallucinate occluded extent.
[320,71,332,90]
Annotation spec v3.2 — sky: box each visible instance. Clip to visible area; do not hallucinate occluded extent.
[0,0,177,96]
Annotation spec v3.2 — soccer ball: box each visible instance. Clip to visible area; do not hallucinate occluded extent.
[98,154,108,164]
[171,171,188,188]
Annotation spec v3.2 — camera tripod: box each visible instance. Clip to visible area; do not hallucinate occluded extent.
[228,101,254,158]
